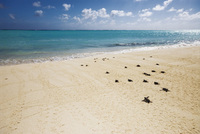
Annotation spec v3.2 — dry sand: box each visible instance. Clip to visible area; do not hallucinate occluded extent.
[0,46,200,134]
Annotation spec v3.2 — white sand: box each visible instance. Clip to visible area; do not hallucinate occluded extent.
[0,46,200,134]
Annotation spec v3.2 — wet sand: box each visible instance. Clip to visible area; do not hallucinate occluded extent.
[0,46,200,134]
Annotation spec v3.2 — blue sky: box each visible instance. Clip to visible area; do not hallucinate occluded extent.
[0,0,200,30]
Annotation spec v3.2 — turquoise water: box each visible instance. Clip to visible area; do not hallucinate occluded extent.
[0,30,200,65]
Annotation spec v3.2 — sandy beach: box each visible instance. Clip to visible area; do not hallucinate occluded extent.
[0,46,200,134]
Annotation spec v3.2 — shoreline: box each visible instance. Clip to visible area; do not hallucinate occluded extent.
[0,46,200,133]
[0,41,199,66]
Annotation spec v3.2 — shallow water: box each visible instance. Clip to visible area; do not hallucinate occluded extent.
[0,30,200,65]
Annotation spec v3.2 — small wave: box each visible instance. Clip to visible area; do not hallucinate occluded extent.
[112,40,200,54]
[110,42,166,47]
[0,52,105,66]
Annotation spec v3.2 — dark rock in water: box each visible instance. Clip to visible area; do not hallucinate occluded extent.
[128,79,133,82]
[143,79,148,83]
[143,73,151,76]
[136,65,141,67]
[152,70,156,72]
[162,88,170,92]
[142,96,152,103]
[106,71,109,74]
[154,82,159,85]
[125,66,127,68]
[115,80,119,83]
[156,63,159,65]
[160,71,165,73]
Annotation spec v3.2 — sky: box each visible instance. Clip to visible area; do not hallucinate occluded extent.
[0,0,200,30]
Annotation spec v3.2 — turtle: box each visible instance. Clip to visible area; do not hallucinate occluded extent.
[161,88,170,92]
[142,96,152,103]
[128,79,133,82]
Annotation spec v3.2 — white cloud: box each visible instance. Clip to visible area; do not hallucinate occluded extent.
[153,5,165,11]
[153,0,173,11]
[168,7,184,13]
[163,0,173,6]
[63,3,71,11]
[98,8,110,18]
[139,8,152,21]
[111,10,132,17]
[139,10,152,17]
[82,8,110,20]
[177,8,184,13]
[44,5,55,9]
[168,7,176,12]
[9,14,15,19]
[142,17,151,22]
[179,11,200,20]
[33,1,41,7]
[60,14,70,21]
[82,8,98,20]
[138,17,151,22]
[99,20,108,24]
[73,16,81,23]
[35,10,43,17]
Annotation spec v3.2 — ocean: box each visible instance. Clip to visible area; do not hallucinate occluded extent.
[0,30,200,65]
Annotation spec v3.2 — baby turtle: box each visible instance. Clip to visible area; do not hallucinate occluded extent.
[143,79,148,83]
[125,66,127,68]
[154,82,160,85]
[81,64,83,66]
[161,88,170,92]
[106,71,109,74]
[151,70,156,72]
[128,79,133,82]
[142,96,152,103]
[86,65,88,67]
[150,56,152,58]
[160,71,165,73]
[115,80,119,83]
[143,73,151,76]
[143,58,145,60]
[136,65,141,67]
[156,63,159,66]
